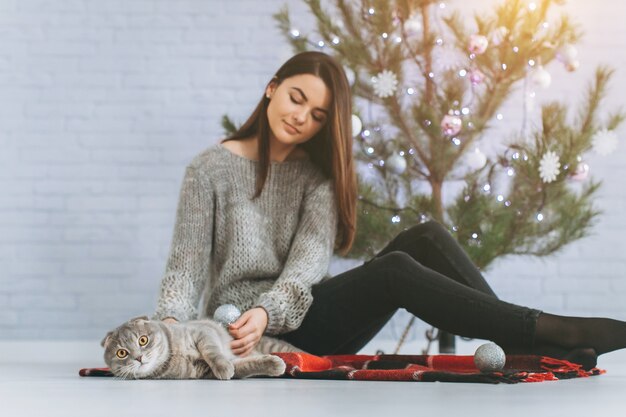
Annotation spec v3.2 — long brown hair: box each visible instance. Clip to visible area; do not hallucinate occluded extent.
[223,51,356,255]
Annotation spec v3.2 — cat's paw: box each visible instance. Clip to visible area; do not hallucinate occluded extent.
[211,360,235,380]
[266,355,286,376]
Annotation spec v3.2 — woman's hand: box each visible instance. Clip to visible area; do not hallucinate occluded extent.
[228,307,268,357]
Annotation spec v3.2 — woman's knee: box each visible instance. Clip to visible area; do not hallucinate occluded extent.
[405,220,448,240]
[370,250,421,272]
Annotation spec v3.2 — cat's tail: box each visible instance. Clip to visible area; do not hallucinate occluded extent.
[258,336,306,354]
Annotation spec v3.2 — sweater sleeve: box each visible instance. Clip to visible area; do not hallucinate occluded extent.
[254,178,338,335]
[151,165,214,322]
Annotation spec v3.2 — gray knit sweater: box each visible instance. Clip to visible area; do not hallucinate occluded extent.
[151,143,338,335]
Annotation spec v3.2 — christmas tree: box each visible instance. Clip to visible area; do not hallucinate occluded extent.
[224,0,623,352]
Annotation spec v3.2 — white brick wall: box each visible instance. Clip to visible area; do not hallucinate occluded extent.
[1,0,625,346]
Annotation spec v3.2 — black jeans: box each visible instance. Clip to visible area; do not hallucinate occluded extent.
[277,221,542,355]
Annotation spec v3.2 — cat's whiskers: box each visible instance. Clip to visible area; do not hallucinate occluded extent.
[117,362,137,380]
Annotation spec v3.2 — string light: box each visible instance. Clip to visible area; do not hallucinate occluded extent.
[332,36,340,45]
[536,213,544,222]
[483,184,491,192]
[381,32,388,39]
[368,7,375,14]
[317,40,325,48]
[529,2,537,11]
[459,69,467,77]
[366,147,374,154]
[507,168,515,176]
[497,195,504,202]
[461,107,470,115]
[290,29,300,38]
[391,215,401,223]
[406,87,416,95]
[496,113,504,120]
[452,138,461,146]
[528,59,536,66]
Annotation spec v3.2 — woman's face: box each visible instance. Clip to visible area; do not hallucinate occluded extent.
[265,74,332,146]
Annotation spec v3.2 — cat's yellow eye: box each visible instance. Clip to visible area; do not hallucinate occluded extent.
[116,349,128,359]
[138,335,149,346]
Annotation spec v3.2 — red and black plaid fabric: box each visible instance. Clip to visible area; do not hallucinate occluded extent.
[79,353,605,384]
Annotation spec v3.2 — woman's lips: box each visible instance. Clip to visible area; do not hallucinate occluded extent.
[283,121,299,134]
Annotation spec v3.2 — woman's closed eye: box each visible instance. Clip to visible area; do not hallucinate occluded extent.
[289,95,325,123]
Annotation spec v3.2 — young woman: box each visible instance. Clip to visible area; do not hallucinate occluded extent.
[153,51,625,370]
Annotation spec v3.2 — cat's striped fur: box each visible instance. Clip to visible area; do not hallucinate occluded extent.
[101,316,303,380]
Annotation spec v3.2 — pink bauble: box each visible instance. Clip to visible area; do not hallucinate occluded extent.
[441,114,462,136]
[565,59,580,72]
[468,34,489,55]
[469,68,485,85]
[570,163,590,181]
[490,26,508,46]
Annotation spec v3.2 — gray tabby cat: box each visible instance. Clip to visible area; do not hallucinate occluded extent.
[101,316,304,380]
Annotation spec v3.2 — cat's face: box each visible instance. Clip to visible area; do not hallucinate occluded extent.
[101,316,169,379]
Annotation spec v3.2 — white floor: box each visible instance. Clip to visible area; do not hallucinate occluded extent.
[2,339,626,417]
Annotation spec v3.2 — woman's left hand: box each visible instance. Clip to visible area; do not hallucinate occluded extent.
[228,307,268,357]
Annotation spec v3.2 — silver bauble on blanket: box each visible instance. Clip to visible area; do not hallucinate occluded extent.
[213,304,241,327]
[474,342,506,372]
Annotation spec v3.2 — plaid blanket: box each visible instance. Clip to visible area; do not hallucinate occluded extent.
[79,353,605,384]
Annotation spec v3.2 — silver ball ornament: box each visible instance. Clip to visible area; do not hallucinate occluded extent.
[386,152,407,175]
[351,114,362,137]
[404,15,422,38]
[474,342,506,372]
[466,148,487,170]
[213,304,241,327]
[531,66,552,89]
[344,66,356,86]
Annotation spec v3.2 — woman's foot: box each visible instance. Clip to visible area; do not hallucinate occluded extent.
[503,344,598,370]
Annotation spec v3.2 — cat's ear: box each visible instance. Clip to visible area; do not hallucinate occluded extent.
[128,315,150,324]
[101,331,114,348]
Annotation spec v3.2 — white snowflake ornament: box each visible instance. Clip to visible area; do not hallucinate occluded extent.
[371,70,398,98]
[539,150,561,183]
[591,128,618,156]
